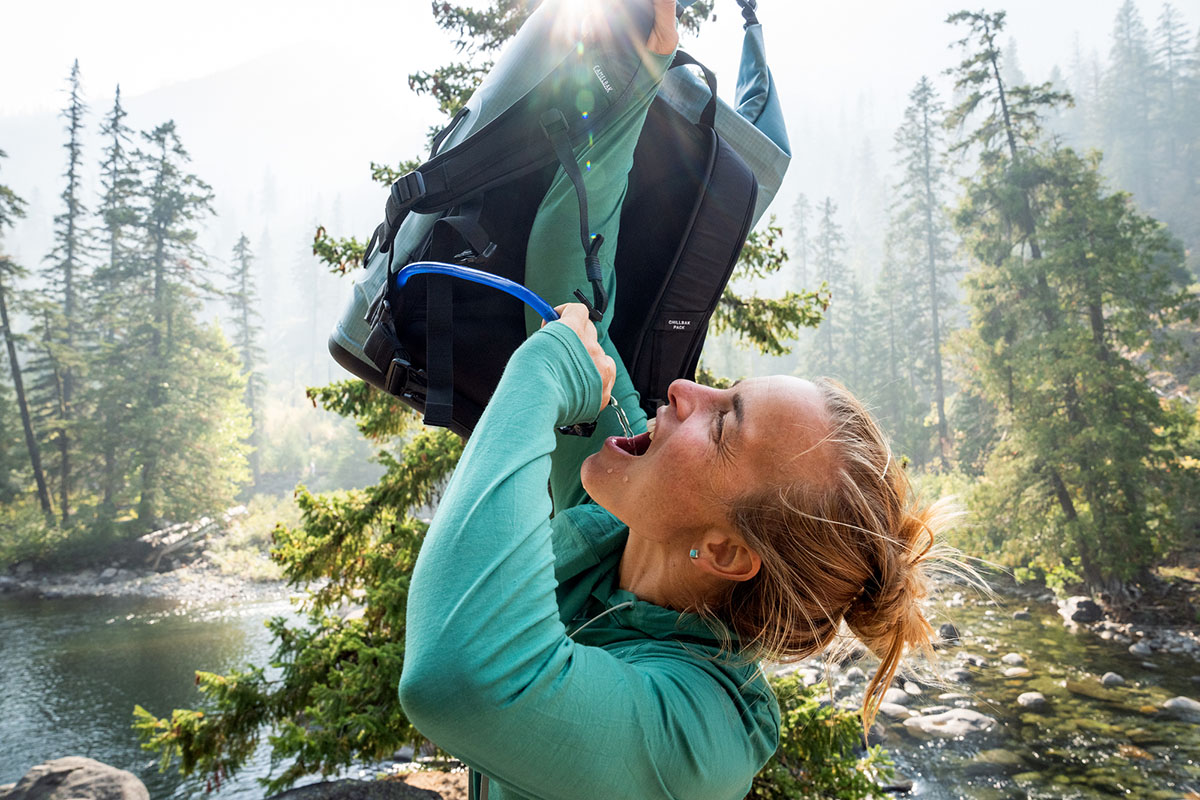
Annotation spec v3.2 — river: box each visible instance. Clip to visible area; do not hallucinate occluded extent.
[2,588,1200,798]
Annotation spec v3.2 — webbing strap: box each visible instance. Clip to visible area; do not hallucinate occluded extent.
[539,109,608,321]
[424,274,454,428]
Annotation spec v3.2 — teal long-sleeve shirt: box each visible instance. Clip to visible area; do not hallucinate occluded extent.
[399,323,780,800]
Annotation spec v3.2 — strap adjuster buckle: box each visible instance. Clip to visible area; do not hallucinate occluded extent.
[385,172,427,233]
[384,356,428,401]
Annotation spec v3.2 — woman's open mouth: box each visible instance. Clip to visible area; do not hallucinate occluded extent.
[609,431,653,456]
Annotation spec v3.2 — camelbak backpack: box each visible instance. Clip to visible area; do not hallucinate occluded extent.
[328,0,790,437]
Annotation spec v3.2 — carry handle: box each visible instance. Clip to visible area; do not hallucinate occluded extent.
[669,51,718,128]
[736,0,759,28]
[396,262,561,324]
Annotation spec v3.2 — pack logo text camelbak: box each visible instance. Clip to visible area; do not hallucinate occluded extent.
[593,65,614,94]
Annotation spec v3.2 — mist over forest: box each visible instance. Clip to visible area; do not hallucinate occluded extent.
[3,0,1200,796]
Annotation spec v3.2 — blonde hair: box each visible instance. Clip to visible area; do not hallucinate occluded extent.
[720,377,966,735]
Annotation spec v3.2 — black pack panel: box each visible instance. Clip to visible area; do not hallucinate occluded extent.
[393,163,559,435]
[611,97,758,416]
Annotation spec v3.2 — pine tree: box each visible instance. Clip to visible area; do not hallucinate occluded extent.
[38,59,90,524]
[1102,1,1156,204]
[947,8,1078,523]
[0,151,53,520]
[228,233,265,487]
[890,76,957,469]
[129,121,223,528]
[1152,4,1198,259]
[812,198,849,374]
[89,85,141,519]
[790,193,811,288]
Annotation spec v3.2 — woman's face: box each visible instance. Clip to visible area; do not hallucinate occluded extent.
[581,376,834,544]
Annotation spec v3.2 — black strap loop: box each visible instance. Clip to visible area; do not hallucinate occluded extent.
[539,108,608,320]
[668,51,718,129]
[424,274,454,428]
[736,0,759,28]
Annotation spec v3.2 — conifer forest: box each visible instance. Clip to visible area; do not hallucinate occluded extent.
[2,1,1200,798]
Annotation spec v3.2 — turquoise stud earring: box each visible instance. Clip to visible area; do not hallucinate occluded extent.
[688,549,699,559]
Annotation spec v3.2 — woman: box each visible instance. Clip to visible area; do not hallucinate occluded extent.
[400,2,952,798]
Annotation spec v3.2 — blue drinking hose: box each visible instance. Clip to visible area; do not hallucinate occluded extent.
[396,261,560,323]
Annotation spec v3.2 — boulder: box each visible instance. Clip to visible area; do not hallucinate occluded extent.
[266,779,443,800]
[882,688,911,706]
[1101,672,1125,687]
[842,667,866,683]
[937,622,960,643]
[878,702,914,720]
[2,756,148,800]
[1012,610,1032,621]
[1017,692,1047,710]
[903,708,997,738]
[1129,641,1153,657]
[1059,596,1104,624]
[1000,653,1025,666]
[903,680,921,696]
[1162,696,1200,721]
[944,667,972,683]
[1003,667,1031,678]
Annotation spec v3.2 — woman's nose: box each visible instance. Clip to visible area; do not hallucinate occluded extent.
[667,379,706,420]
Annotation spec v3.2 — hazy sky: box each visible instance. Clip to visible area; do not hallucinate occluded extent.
[5,0,1194,117]
[2,0,1195,273]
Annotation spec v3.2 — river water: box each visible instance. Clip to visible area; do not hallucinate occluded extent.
[2,588,1199,798]
[0,592,352,798]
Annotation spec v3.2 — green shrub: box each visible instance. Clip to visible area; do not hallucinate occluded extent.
[750,675,894,800]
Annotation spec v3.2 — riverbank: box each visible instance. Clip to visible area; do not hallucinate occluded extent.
[0,558,289,606]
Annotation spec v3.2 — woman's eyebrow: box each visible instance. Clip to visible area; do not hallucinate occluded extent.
[732,391,744,429]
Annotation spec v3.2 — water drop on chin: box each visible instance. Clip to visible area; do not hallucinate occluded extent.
[623,476,629,483]
[607,468,613,474]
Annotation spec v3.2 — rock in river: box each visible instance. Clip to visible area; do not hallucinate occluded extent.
[1059,596,1104,624]
[903,708,998,738]
[1001,653,1026,666]
[1101,672,1125,687]
[883,687,911,706]
[945,667,973,683]
[1162,696,1200,721]
[1017,692,1047,710]
[1,756,149,799]
[938,622,961,644]
[879,702,914,720]
[1129,641,1153,657]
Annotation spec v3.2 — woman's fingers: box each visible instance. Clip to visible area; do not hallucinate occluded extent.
[647,0,679,55]
[551,303,615,408]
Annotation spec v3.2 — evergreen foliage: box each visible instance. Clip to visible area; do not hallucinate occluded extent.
[88,85,141,525]
[33,59,91,524]
[947,8,1200,590]
[0,151,54,520]
[885,76,959,469]
[228,233,266,487]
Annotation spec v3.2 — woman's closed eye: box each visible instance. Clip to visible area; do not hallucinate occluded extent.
[712,409,731,457]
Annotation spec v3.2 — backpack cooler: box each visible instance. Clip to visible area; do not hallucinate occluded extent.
[329,0,791,437]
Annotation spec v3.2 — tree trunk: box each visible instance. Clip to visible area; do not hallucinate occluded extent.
[0,274,54,521]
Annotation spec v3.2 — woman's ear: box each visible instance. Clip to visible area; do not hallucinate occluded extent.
[691,534,761,583]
